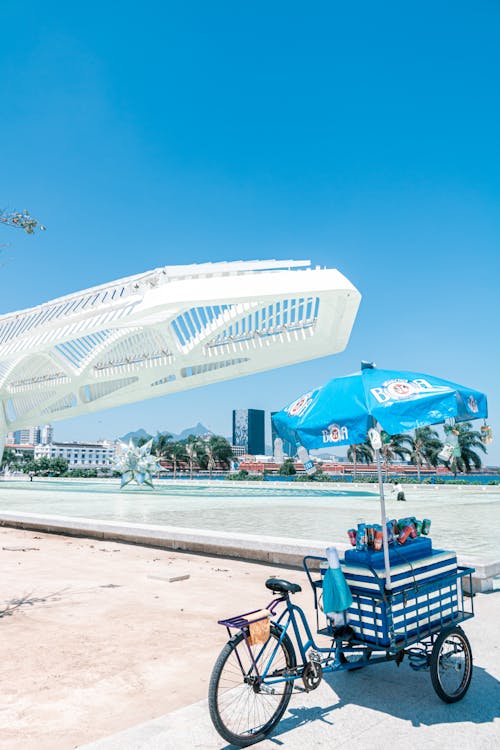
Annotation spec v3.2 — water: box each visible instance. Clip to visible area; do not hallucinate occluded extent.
[0,479,498,561]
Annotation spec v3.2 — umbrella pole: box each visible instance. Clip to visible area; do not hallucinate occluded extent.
[375,448,392,590]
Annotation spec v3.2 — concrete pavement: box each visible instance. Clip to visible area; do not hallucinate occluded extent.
[80,590,499,750]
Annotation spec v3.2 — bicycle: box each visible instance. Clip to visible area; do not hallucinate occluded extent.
[208,555,474,747]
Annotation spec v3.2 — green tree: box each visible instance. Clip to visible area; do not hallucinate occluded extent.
[51,456,69,476]
[184,435,202,479]
[380,432,412,480]
[1,447,18,470]
[166,441,186,478]
[408,427,443,482]
[347,442,373,480]
[152,432,173,475]
[153,432,173,457]
[449,422,487,475]
[279,458,296,476]
[202,435,234,474]
[23,456,68,477]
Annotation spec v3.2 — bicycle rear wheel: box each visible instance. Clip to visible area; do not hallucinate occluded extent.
[209,624,296,747]
[430,626,473,703]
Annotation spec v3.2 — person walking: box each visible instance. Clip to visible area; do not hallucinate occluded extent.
[392,480,406,501]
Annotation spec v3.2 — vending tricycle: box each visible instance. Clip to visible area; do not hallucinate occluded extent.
[208,542,475,747]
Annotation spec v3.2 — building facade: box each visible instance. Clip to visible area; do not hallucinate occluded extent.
[7,423,53,446]
[232,409,265,455]
[34,441,116,469]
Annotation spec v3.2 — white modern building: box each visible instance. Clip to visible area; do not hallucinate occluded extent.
[0,259,361,461]
[34,440,116,469]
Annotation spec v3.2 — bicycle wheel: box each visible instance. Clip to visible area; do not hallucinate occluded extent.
[209,624,296,747]
[430,626,473,703]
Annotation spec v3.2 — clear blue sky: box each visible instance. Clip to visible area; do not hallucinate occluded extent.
[1,2,499,463]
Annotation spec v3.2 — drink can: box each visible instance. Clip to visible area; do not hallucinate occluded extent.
[386,521,394,544]
[366,525,374,547]
[397,524,412,545]
[356,523,367,551]
[390,519,399,536]
[414,519,423,536]
[373,524,383,551]
[347,528,357,546]
[422,518,432,535]
[409,523,417,539]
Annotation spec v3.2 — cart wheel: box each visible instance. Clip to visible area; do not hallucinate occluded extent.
[339,649,372,670]
[430,627,473,703]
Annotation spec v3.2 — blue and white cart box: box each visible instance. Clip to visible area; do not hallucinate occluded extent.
[341,549,457,594]
[340,550,459,648]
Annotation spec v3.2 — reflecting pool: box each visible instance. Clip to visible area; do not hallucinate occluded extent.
[0,479,498,561]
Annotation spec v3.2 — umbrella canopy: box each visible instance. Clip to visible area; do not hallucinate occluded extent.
[272,366,488,451]
[272,364,488,590]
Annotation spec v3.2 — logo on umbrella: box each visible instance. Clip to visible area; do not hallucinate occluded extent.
[286,392,313,417]
[370,378,450,404]
[467,395,478,413]
[322,423,349,443]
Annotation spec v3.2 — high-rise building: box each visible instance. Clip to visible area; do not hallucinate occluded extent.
[8,424,53,446]
[232,409,265,455]
[41,424,54,445]
[270,412,295,457]
[12,425,41,445]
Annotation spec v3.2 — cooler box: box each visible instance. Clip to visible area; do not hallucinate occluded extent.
[340,549,459,648]
[341,548,457,594]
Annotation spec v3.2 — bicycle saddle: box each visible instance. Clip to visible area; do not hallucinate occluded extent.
[265,578,302,595]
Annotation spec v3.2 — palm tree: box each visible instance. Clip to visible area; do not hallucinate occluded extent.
[380,432,412,480]
[449,422,487,476]
[199,435,235,477]
[347,442,373,481]
[408,426,442,482]
[210,436,234,470]
[184,435,202,480]
[153,432,173,476]
[167,441,186,479]
[201,438,217,478]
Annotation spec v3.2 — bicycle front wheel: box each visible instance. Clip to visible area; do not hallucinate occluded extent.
[208,624,296,747]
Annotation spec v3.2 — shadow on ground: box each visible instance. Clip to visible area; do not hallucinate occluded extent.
[220,657,499,749]
[0,588,69,618]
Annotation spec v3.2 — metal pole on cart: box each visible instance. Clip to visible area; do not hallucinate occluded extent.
[374,447,392,590]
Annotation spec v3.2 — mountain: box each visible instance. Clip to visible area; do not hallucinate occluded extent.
[118,423,211,444]
[118,428,153,444]
[175,422,212,441]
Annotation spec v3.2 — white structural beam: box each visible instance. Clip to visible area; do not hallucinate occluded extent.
[0,259,361,429]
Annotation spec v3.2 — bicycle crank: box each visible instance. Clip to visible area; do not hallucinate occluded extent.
[302,661,323,691]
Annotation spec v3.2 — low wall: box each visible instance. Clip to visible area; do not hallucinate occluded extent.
[0,511,498,593]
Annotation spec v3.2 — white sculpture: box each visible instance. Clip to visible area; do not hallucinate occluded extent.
[113,439,160,488]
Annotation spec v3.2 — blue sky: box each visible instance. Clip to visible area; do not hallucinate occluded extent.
[1,2,499,463]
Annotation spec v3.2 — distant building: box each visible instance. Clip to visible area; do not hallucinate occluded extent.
[7,423,53,446]
[270,412,295,457]
[41,424,54,445]
[230,445,247,458]
[232,409,265,455]
[34,440,116,469]
[13,426,40,445]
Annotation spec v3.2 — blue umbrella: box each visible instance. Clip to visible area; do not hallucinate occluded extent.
[272,363,488,588]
